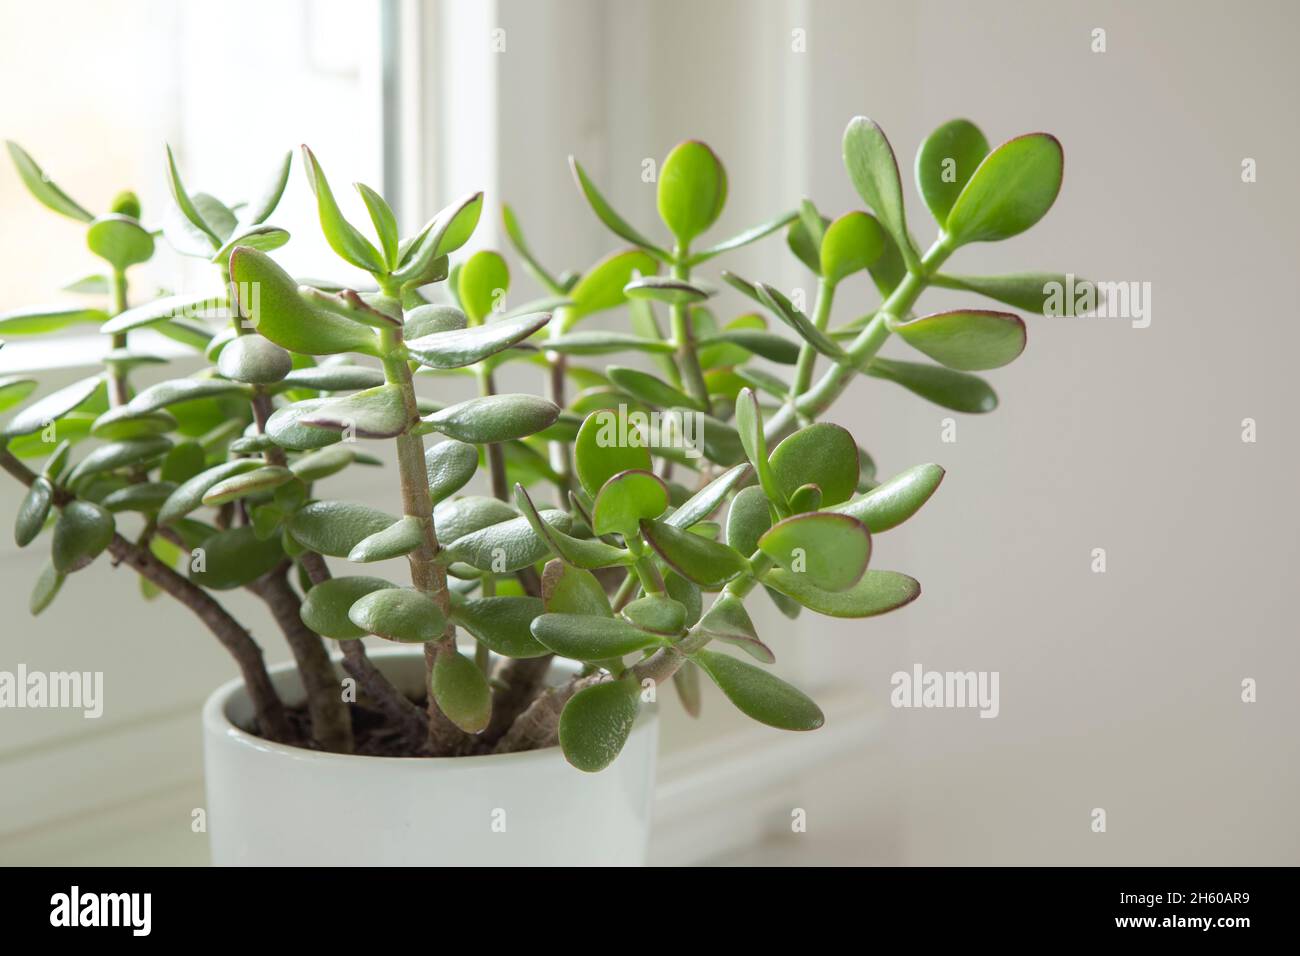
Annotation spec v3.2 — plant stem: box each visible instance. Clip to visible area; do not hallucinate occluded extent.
[789,278,834,400]
[107,269,130,406]
[669,255,709,406]
[477,366,509,501]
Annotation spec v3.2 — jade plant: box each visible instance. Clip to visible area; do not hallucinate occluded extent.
[0,116,1070,769]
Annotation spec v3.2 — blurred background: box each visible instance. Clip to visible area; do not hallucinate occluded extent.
[2,0,1297,865]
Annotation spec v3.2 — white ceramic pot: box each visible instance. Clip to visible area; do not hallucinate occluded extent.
[202,648,658,866]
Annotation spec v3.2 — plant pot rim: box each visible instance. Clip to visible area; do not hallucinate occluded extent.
[203,646,656,768]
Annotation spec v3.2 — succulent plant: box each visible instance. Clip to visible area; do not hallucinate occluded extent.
[0,115,1071,768]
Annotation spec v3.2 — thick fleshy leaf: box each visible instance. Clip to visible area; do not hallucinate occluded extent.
[915,118,990,225]
[866,357,998,413]
[355,182,399,267]
[126,377,247,416]
[66,436,172,485]
[424,440,477,503]
[0,376,37,412]
[189,525,283,589]
[348,586,445,642]
[607,366,703,412]
[758,512,871,593]
[657,140,727,245]
[164,144,219,246]
[86,215,154,271]
[691,648,823,731]
[6,141,93,222]
[788,484,822,514]
[347,514,424,562]
[15,477,54,546]
[567,249,661,321]
[726,485,772,557]
[890,309,1026,371]
[623,275,709,306]
[763,567,921,618]
[560,678,641,772]
[686,210,797,266]
[2,374,104,438]
[90,405,176,441]
[281,365,385,392]
[265,399,342,450]
[819,211,885,284]
[544,331,674,356]
[228,247,378,356]
[300,287,400,330]
[945,133,1063,244]
[216,335,293,385]
[50,496,114,572]
[102,481,177,515]
[570,158,668,260]
[30,559,65,615]
[673,659,702,717]
[289,500,397,557]
[299,384,411,439]
[768,422,859,506]
[452,595,548,658]
[698,329,799,365]
[0,306,108,336]
[931,272,1084,316]
[622,595,686,636]
[300,146,384,272]
[833,463,945,533]
[515,484,632,569]
[395,191,482,285]
[842,117,917,269]
[640,517,749,589]
[301,576,395,638]
[158,460,262,524]
[457,250,510,323]
[435,497,516,548]
[201,465,293,506]
[100,293,224,336]
[532,613,664,660]
[592,469,669,536]
[422,394,558,444]
[696,593,773,663]
[440,510,572,572]
[541,560,612,617]
[406,311,548,369]
[574,409,653,496]
[754,283,846,361]
[666,463,751,531]
[404,303,467,340]
[240,150,293,227]
[501,203,562,292]
[431,648,492,734]
[665,570,702,627]
[787,199,829,274]
[288,445,356,483]
[733,388,782,508]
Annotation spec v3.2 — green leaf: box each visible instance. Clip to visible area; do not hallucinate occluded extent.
[698,329,800,365]
[842,116,918,270]
[30,559,65,615]
[404,303,467,340]
[607,366,703,412]
[90,405,176,440]
[930,272,1084,316]
[833,463,944,533]
[763,567,921,618]
[531,613,664,660]
[201,465,293,506]
[100,292,224,336]
[666,462,750,531]
[289,500,397,557]
[355,182,399,268]
[299,384,411,439]
[422,394,558,444]
[300,146,385,273]
[228,248,379,356]
[501,203,562,293]
[915,118,989,225]
[691,648,823,731]
[440,510,571,572]
[431,648,492,734]
[0,306,108,337]
[726,485,772,557]
[347,514,424,562]
[686,210,797,266]
[6,141,93,222]
[66,436,172,486]
[213,225,291,262]
[457,250,510,323]
[216,335,293,385]
[265,399,343,450]
[189,525,283,589]
[673,659,702,717]
[406,311,548,369]
[348,586,445,643]
[2,374,104,438]
[567,249,660,321]
[866,357,998,413]
[301,576,396,638]
[945,133,1063,244]
[425,440,477,503]
[560,678,641,772]
[696,593,772,663]
[436,496,517,548]
[50,500,114,573]
[733,388,783,509]
[299,287,401,330]
[753,282,846,361]
[819,211,885,284]
[163,144,219,247]
[640,517,749,589]
[787,199,829,273]
[15,476,54,547]
[281,365,386,392]
[240,150,293,227]
[890,309,1026,372]
[574,409,653,497]
[592,469,669,536]
[158,460,262,524]
[86,215,154,271]
[394,192,483,286]
[451,595,549,658]
[543,331,675,356]
[768,422,859,506]
[0,376,37,412]
[569,158,669,259]
[541,560,612,616]
[160,441,205,484]
[657,140,727,246]
[126,377,247,417]
[623,275,709,306]
[758,512,871,592]
[622,595,686,636]
[515,484,632,569]
[102,481,177,515]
